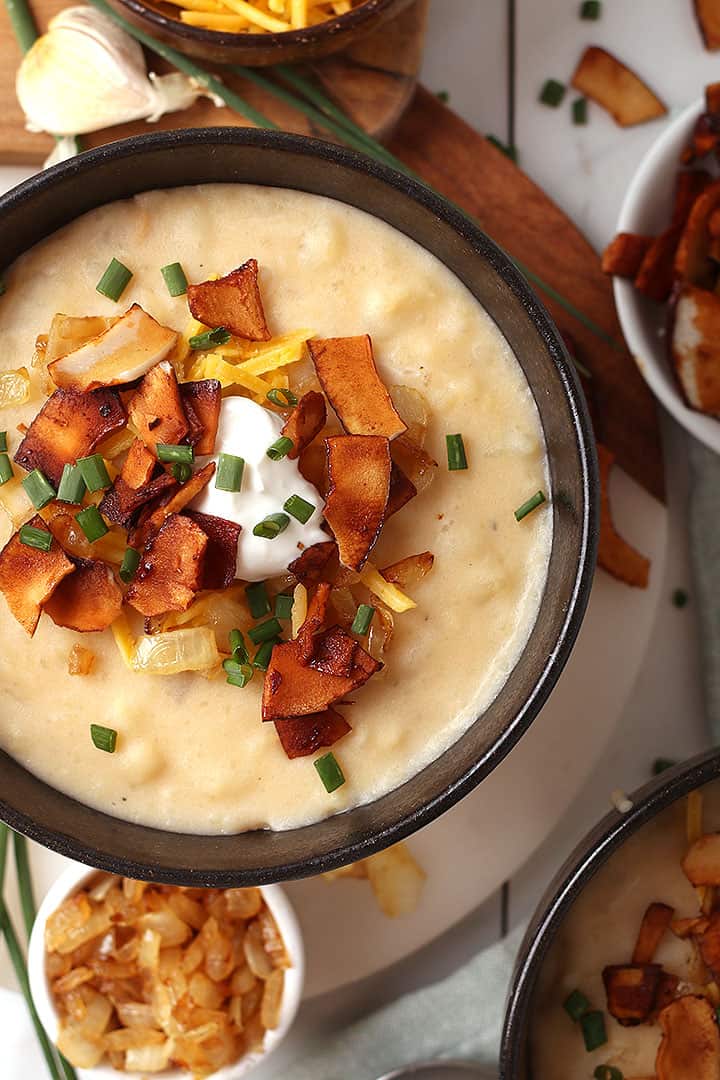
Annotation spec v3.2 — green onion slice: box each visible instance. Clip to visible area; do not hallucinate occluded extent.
[248,617,283,645]
[157,443,194,465]
[216,453,245,492]
[580,1011,607,1052]
[0,454,13,487]
[224,658,254,687]
[0,432,7,453]
[188,327,231,350]
[266,387,298,408]
[90,724,117,753]
[253,513,290,539]
[76,505,108,543]
[96,257,132,302]
[57,463,86,504]
[283,493,315,524]
[514,490,546,522]
[18,524,52,552]
[539,79,566,107]
[245,581,270,619]
[314,751,346,793]
[572,97,588,125]
[652,757,677,775]
[446,433,468,471]
[77,453,111,493]
[161,261,188,297]
[252,639,277,671]
[171,462,192,484]
[22,468,56,509]
[275,593,294,620]
[563,988,590,1021]
[119,547,140,584]
[672,588,688,608]
[266,437,294,462]
[229,628,249,663]
[351,604,375,636]
[581,0,601,18]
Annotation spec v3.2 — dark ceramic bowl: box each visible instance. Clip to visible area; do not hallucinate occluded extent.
[500,748,720,1079]
[0,128,597,886]
[108,0,414,66]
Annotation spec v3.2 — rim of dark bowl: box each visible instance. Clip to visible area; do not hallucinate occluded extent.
[500,747,720,1079]
[0,127,597,885]
[115,0,403,51]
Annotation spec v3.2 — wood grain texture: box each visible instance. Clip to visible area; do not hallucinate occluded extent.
[389,87,664,501]
[0,0,428,163]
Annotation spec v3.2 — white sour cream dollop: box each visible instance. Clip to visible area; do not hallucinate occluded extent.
[190,395,328,582]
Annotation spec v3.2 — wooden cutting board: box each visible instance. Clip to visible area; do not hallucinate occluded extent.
[0,0,663,500]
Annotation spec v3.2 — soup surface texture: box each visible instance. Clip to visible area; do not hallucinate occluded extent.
[0,185,550,833]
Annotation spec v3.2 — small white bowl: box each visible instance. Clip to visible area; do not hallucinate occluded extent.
[614,97,720,454]
[27,864,305,1080]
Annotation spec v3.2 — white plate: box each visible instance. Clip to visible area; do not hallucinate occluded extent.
[614,97,720,454]
[1,468,666,999]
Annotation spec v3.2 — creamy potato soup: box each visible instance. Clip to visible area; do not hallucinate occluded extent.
[0,185,550,833]
[532,783,720,1079]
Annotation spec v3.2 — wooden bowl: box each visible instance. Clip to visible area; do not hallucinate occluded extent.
[107,0,416,66]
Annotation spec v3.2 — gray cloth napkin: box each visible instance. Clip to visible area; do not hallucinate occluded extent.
[689,439,720,741]
[280,925,524,1080]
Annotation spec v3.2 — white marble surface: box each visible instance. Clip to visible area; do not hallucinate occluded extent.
[0,0,714,1074]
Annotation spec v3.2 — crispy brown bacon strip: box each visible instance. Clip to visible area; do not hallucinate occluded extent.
[0,515,75,635]
[187,259,270,342]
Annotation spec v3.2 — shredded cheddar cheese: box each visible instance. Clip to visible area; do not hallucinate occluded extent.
[360,564,417,613]
[111,613,136,670]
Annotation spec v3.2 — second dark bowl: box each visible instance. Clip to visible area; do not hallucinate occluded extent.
[0,128,597,885]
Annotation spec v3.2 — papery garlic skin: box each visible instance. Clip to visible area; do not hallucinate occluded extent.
[17,6,208,136]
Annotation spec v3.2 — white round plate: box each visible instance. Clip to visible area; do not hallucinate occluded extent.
[614,97,720,455]
[0,469,666,999]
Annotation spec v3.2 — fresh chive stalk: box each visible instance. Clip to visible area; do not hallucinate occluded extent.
[75,505,108,543]
[539,79,566,107]
[252,639,277,671]
[351,604,375,636]
[514,490,546,522]
[0,453,13,486]
[283,493,315,523]
[157,443,194,465]
[188,327,231,350]
[161,261,188,297]
[266,437,294,461]
[248,617,283,645]
[90,724,117,753]
[275,593,294,620]
[77,453,111,493]
[56,463,85,504]
[96,257,132,302]
[22,468,56,509]
[314,751,345,793]
[119,547,140,584]
[13,833,36,941]
[216,452,245,492]
[253,512,290,539]
[19,524,52,552]
[171,462,192,484]
[266,387,298,408]
[446,433,468,471]
[245,581,270,619]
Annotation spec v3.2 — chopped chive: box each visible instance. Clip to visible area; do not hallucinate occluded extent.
[171,461,192,484]
[436,89,450,104]
[515,490,546,521]
[253,512,290,539]
[119,547,140,584]
[253,639,277,671]
[266,436,294,462]
[96,257,132,302]
[248,616,283,645]
[57,463,86,504]
[593,1068,622,1080]
[229,628,249,663]
[351,604,375,636]
[0,454,13,486]
[188,326,231,350]
[216,452,245,492]
[486,134,518,162]
[266,387,298,408]
[580,0,601,18]
[275,593,294,620]
[563,988,591,1021]
[157,443,194,465]
[580,1011,607,1052]
[161,261,188,297]
[672,588,688,608]
[0,432,7,453]
[18,524,52,552]
[540,79,566,107]
[653,757,677,775]
[223,657,254,687]
[245,581,270,619]
[446,433,468,471]
[75,505,108,543]
[314,751,345,794]
[90,724,117,753]
[22,468,56,509]
[572,97,588,125]
[77,453,111,493]
[283,493,315,524]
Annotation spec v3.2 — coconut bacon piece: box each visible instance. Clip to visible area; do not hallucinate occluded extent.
[601,233,653,278]
[0,514,75,635]
[324,435,391,572]
[127,360,189,452]
[632,902,675,965]
[309,336,407,439]
[603,964,663,1025]
[44,558,122,632]
[98,473,177,529]
[262,635,381,721]
[187,259,270,342]
[683,833,720,885]
[656,995,720,1080]
[121,439,156,490]
[281,391,326,460]
[126,513,207,617]
[183,510,241,590]
[14,387,126,487]
[385,463,417,520]
[179,380,222,455]
[671,284,720,415]
[288,540,337,586]
[571,47,667,127]
[142,461,216,537]
[48,305,178,392]
[597,443,650,588]
[694,0,720,50]
[296,581,332,663]
[274,709,351,760]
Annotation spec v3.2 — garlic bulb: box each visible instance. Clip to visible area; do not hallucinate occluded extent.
[17,7,212,136]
